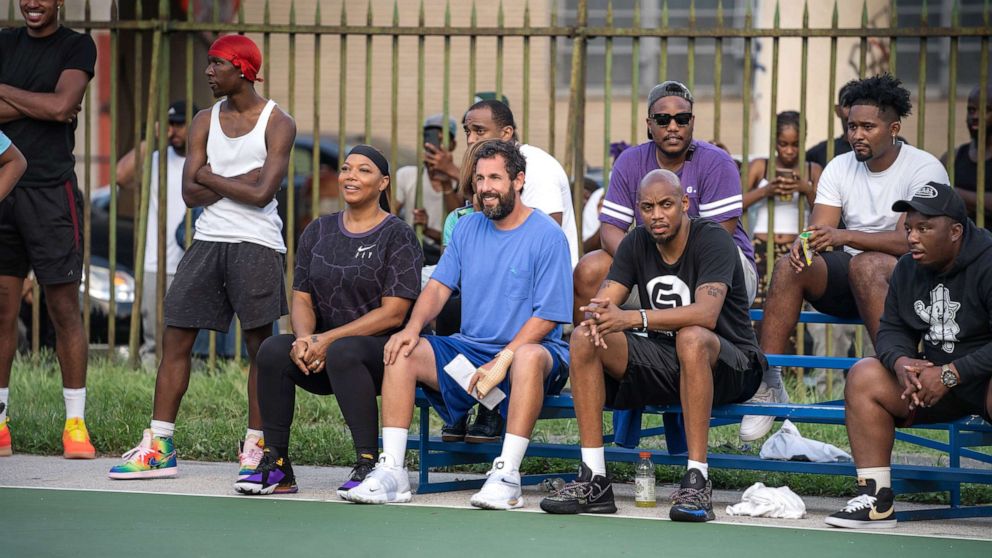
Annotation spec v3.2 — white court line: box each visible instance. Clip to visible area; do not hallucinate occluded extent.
[2,484,989,543]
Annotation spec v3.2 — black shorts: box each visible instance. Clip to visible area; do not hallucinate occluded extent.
[164,240,288,332]
[0,179,83,285]
[807,250,860,319]
[605,332,765,409]
[901,377,992,426]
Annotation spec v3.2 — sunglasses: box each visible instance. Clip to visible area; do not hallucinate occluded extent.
[650,112,693,127]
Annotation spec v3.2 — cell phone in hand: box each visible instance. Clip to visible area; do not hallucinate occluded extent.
[424,127,443,150]
[775,168,798,180]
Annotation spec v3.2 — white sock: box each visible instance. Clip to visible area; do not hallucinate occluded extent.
[245,428,264,441]
[856,467,891,492]
[150,420,175,439]
[497,433,529,472]
[581,447,607,477]
[0,387,8,423]
[63,388,86,420]
[762,366,783,390]
[687,459,709,479]
[381,427,408,467]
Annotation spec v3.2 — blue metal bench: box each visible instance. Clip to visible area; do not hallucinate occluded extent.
[408,311,992,521]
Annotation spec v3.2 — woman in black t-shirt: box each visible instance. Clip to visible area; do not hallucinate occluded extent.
[239,145,422,498]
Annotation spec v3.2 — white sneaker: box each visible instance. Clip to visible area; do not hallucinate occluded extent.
[341,454,412,504]
[469,458,524,510]
[740,382,790,442]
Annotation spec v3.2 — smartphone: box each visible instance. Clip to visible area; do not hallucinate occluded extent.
[424,127,443,150]
[775,168,798,180]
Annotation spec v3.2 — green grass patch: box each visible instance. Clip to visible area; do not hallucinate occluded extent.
[6,352,991,504]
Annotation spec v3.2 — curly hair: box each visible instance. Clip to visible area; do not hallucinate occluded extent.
[472,140,527,181]
[842,74,913,121]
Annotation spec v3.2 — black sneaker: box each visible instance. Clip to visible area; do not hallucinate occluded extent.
[465,405,504,443]
[539,462,617,514]
[669,468,714,522]
[336,452,377,498]
[825,479,897,529]
[234,448,299,495]
[441,415,468,442]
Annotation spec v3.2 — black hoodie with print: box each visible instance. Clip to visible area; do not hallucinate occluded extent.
[877,220,992,386]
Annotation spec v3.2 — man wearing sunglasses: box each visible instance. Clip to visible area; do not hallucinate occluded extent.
[574,80,757,327]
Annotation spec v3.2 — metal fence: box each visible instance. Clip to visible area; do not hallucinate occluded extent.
[4,0,989,373]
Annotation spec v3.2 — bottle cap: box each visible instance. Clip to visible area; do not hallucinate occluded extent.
[639,451,651,458]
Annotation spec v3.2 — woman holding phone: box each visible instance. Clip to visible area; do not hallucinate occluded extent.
[743,111,822,308]
[237,145,423,498]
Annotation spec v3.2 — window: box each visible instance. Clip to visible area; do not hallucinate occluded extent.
[557,0,750,97]
[893,0,988,97]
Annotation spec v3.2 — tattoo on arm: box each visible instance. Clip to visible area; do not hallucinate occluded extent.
[600,279,617,290]
[697,282,727,298]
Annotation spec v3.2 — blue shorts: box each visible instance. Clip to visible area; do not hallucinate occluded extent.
[422,335,569,425]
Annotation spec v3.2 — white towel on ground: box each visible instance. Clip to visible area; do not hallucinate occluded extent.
[759,419,852,463]
[725,482,807,519]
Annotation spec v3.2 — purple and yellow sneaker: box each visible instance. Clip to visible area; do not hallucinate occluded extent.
[237,433,265,479]
[234,448,298,495]
[108,429,178,479]
[336,453,376,498]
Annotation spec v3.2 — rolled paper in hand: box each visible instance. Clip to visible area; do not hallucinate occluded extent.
[475,349,515,398]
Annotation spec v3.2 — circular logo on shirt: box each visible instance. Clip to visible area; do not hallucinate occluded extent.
[645,275,692,310]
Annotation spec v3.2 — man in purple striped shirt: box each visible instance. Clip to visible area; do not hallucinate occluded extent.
[573,81,757,324]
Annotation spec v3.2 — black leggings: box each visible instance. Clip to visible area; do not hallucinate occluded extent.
[256,334,387,454]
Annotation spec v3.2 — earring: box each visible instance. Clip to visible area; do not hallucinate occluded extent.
[240,73,245,78]
[892,135,896,145]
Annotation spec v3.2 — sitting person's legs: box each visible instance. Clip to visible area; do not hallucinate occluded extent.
[741,250,846,441]
[847,251,897,343]
[235,333,330,495]
[827,357,992,528]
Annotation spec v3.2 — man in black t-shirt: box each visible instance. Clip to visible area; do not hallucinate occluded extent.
[941,85,992,231]
[0,0,96,459]
[541,169,765,522]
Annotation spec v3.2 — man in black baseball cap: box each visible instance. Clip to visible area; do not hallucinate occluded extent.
[117,99,199,359]
[827,181,992,529]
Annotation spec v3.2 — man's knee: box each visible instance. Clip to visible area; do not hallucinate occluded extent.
[509,344,550,383]
[569,326,596,357]
[574,250,611,295]
[42,283,82,327]
[675,326,718,363]
[844,357,890,403]
[257,333,293,372]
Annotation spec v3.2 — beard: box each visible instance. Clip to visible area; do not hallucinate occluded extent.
[479,188,516,221]
[853,145,873,162]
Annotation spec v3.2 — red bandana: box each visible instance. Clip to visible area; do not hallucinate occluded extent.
[208,35,263,83]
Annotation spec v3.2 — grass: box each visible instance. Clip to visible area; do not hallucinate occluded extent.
[7,352,991,504]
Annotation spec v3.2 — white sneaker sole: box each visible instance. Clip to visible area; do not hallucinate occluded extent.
[233,481,278,495]
[824,517,897,529]
[345,490,412,504]
[108,466,178,480]
[469,495,524,510]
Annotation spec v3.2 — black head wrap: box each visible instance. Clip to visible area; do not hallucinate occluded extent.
[346,144,390,177]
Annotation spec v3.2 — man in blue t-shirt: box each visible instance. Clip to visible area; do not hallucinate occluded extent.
[343,141,573,510]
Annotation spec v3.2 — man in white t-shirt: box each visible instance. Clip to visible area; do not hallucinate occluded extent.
[742,75,950,441]
[461,99,579,269]
[393,114,461,264]
[117,101,198,357]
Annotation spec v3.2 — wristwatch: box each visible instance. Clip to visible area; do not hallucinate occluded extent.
[940,364,959,388]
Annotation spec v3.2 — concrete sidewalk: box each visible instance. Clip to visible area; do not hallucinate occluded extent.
[1,454,990,540]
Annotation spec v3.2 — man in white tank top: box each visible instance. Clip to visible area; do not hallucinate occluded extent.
[109,35,297,484]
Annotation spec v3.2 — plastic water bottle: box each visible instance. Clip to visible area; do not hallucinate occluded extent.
[634,451,656,507]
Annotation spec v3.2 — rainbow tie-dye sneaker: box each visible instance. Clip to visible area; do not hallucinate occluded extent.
[108,429,178,479]
[0,417,12,457]
[238,434,265,479]
[62,417,96,459]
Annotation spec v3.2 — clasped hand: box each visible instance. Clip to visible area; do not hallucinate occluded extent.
[579,298,632,349]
